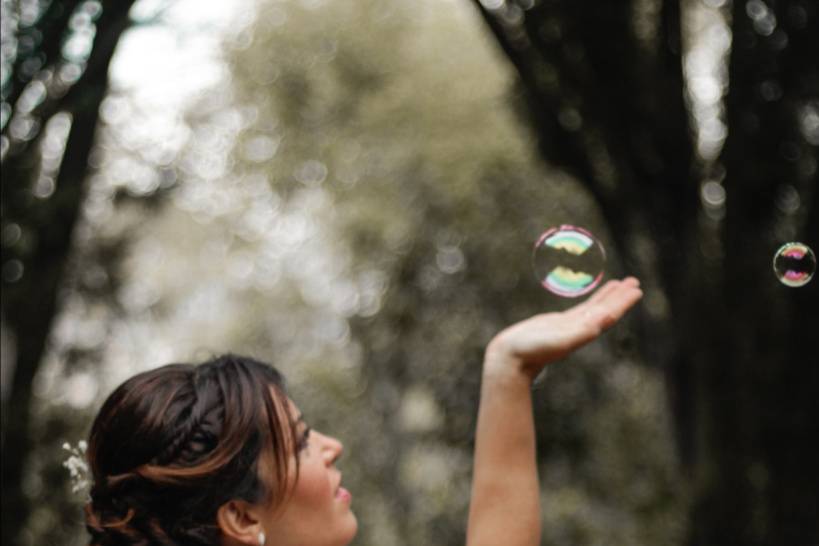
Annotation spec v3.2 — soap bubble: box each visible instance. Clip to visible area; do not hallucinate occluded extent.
[533,225,606,297]
[772,242,816,287]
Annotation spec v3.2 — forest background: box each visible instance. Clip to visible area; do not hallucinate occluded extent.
[1,0,816,545]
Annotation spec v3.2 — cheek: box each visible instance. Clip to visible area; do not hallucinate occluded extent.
[292,458,332,507]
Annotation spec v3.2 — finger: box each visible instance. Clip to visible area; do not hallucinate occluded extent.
[587,283,643,328]
[621,276,640,288]
[593,278,640,307]
[566,277,639,322]
[566,279,621,318]
[613,284,643,312]
[586,279,621,305]
[587,276,639,305]
[593,285,643,329]
[600,281,642,310]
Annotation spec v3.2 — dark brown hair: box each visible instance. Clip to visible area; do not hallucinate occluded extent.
[84,354,299,545]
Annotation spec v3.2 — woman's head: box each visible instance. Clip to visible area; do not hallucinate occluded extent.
[84,354,357,546]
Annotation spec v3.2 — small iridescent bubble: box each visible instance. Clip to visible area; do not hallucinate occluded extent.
[772,242,816,287]
[533,225,606,297]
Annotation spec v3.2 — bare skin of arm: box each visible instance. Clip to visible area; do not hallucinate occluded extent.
[466,277,643,546]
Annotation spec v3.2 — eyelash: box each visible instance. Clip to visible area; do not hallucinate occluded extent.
[297,427,311,452]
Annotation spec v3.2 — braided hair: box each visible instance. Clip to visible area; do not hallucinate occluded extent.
[84,355,299,545]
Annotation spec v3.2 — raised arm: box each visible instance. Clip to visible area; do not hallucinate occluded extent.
[466,277,643,546]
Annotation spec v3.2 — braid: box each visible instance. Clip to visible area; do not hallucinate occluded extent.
[152,367,226,466]
[153,375,202,466]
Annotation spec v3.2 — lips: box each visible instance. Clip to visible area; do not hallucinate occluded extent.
[336,486,352,503]
[333,471,352,503]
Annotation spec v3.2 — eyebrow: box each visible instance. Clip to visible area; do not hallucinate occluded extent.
[294,415,311,448]
[294,414,307,427]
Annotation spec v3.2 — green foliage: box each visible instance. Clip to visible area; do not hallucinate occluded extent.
[217,1,686,544]
[17,1,685,544]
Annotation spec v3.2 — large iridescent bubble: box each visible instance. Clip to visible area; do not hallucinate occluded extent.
[773,242,816,287]
[532,225,606,297]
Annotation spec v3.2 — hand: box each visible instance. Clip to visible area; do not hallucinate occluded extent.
[485,277,643,381]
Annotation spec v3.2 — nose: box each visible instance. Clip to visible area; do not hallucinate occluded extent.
[318,432,344,465]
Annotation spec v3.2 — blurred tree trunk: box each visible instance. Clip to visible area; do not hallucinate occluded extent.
[473,0,818,543]
[0,2,137,545]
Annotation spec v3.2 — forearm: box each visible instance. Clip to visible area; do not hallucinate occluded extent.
[464,278,641,546]
[466,354,540,546]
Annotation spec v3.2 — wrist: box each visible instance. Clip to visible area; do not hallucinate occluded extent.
[483,343,532,386]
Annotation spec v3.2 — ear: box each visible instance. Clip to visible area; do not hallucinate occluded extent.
[217,499,263,545]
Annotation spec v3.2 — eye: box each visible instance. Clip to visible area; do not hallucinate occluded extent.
[297,426,311,452]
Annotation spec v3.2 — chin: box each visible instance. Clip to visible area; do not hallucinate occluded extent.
[338,513,358,545]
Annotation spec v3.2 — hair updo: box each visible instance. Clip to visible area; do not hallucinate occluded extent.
[84,354,299,546]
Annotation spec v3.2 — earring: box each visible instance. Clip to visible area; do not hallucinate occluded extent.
[258,531,266,546]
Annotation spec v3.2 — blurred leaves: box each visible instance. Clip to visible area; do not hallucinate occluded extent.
[6,1,687,545]
[213,1,683,544]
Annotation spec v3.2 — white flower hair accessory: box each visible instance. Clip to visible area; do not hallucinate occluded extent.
[62,440,91,496]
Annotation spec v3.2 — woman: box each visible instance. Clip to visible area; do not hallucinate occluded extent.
[83,278,642,545]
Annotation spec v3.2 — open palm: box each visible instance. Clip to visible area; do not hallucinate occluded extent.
[486,277,643,378]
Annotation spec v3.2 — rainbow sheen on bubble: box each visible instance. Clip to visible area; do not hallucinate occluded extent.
[533,225,606,297]
[773,242,816,287]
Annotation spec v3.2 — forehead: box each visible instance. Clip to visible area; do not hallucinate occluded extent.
[285,395,301,417]
[260,390,303,473]
[269,388,303,424]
